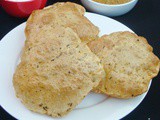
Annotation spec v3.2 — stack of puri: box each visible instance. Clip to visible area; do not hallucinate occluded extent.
[13,2,160,118]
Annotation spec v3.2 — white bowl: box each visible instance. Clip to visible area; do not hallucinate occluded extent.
[81,0,138,17]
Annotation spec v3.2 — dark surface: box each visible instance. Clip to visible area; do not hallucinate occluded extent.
[0,0,160,120]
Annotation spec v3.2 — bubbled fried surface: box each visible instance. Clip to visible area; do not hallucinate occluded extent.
[89,31,160,98]
[25,2,99,44]
[13,26,105,117]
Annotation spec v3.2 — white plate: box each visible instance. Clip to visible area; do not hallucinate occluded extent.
[0,13,150,120]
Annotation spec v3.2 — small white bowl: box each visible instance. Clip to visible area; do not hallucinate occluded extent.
[81,0,138,17]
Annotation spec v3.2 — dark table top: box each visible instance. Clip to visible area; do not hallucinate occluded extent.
[0,0,160,120]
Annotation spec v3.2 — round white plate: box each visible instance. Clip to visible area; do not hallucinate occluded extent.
[0,12,150,120]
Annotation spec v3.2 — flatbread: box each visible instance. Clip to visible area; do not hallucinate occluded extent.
[25,2,99,44]
[13,26,105,117]
[89,31,160,98]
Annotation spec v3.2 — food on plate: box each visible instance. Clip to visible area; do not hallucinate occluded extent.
[12,1,160,118]
[25,2,99,44]
[93,0,131,5]
[14,2,105,118]
[13,26,105,117]
[88,31,160,98]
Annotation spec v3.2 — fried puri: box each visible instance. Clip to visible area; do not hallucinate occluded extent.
[25,2,99,44]
[13,26,105,117]
[89,31,160,98]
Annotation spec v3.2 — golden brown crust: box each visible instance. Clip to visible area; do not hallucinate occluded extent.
[88,31,160,99]
[25,2,99,44]
[13,27,105,117]
[16,4,102,116]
